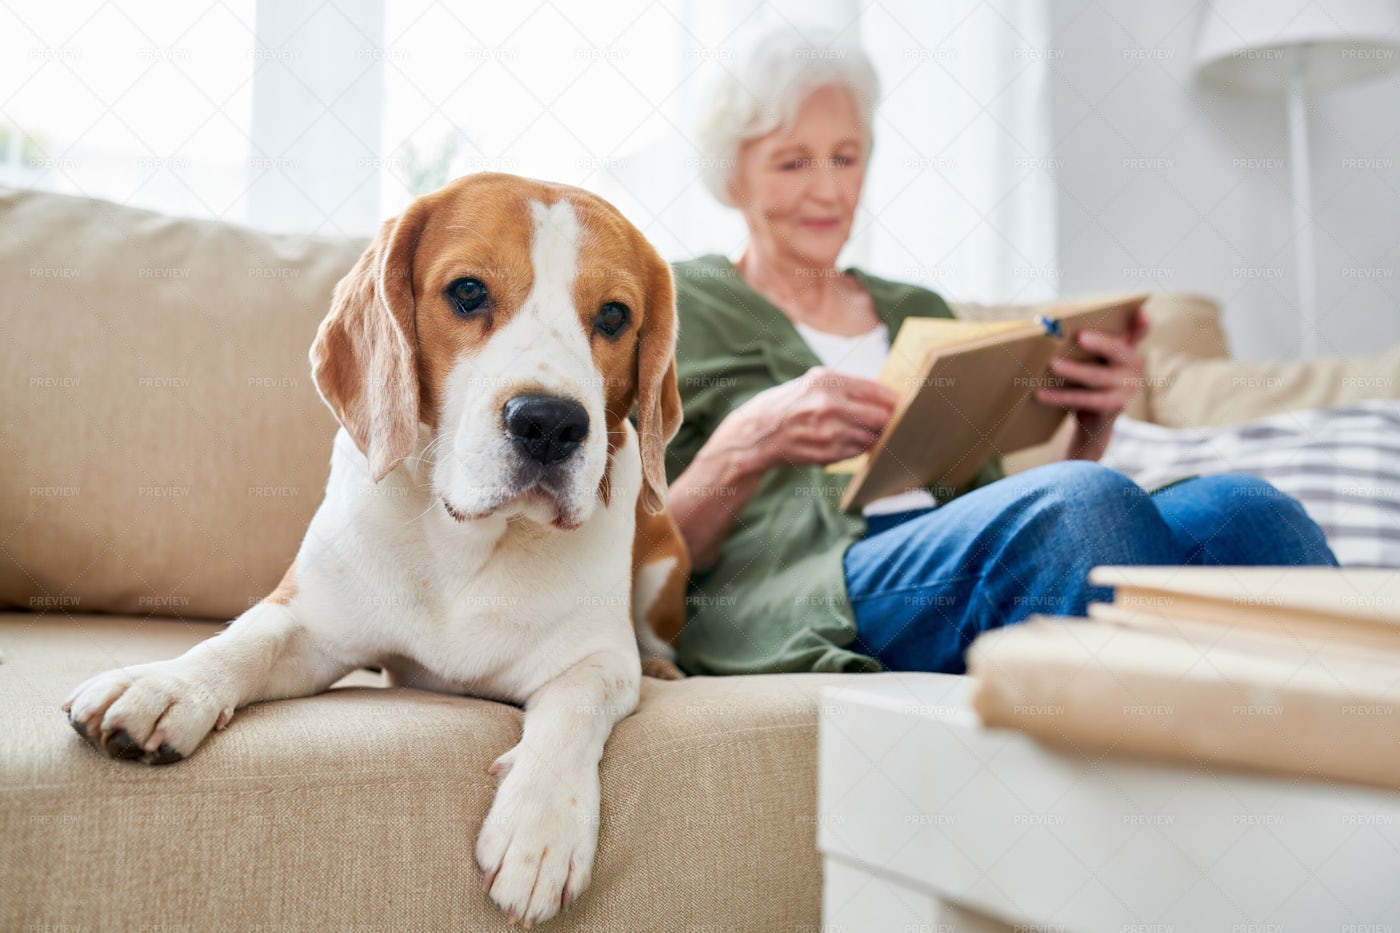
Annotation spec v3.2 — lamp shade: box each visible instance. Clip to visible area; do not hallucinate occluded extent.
[1196,0,1400,90]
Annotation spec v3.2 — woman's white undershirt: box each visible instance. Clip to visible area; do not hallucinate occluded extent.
[791,319,940,517]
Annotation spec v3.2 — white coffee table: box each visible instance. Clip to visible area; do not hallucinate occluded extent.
[818,676,1400,931]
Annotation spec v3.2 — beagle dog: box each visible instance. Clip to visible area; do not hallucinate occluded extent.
[64,172,690,928]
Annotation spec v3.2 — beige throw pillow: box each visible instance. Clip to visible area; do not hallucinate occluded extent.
[1,188,365,620]
[1146,344,1400,429]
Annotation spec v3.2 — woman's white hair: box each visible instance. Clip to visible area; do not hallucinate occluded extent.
[695,27,880,206]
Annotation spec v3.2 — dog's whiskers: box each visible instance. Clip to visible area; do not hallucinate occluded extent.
[399,432,458,525]
[413,432,449,468]
[407,498,447,525]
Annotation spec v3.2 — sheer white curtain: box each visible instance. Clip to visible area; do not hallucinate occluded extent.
[3,0,1056,302]
[246,0,385,235]
[858,0,1059,303]
[373,0,1057,302]
[0,1,259,223]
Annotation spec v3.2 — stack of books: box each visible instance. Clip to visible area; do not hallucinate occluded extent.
[967,566,1400,790]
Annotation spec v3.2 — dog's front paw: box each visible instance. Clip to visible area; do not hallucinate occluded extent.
[62,662,231,765]
[477,754,599,928]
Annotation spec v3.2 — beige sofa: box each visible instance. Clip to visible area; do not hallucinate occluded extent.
[4,187,1398,931]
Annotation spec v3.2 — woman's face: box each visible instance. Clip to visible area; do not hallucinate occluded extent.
[730,83,868,269]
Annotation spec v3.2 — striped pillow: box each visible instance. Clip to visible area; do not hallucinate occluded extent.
[1101,401,1400,568]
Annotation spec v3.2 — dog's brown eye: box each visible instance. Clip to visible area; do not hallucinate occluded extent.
[447,277,489,317]
[595,302,629,338]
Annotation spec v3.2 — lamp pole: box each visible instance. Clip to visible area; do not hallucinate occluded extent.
[1287,45,1318,358]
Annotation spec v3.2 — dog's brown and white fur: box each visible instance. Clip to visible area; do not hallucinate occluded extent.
[63,173,689,928]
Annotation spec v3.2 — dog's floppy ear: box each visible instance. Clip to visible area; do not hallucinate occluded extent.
[310,204,427,482]
[635,243,683,515]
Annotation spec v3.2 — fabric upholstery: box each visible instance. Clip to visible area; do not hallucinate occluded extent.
[1144,343,1400,429]
[0,612,936,930]
[0,187,364,621]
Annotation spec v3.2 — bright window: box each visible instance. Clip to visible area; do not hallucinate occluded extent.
[0,1,257,223]
[378,0,747,259]
[2,1,1057,301]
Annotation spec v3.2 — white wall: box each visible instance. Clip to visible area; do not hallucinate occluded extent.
[1047,0,1400,361]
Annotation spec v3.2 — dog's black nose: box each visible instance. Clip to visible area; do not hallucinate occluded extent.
[503,395,589,465]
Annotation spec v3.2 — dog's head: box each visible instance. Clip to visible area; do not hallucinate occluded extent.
[310,172,681,530]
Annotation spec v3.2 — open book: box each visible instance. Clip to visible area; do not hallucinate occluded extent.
[968,567,1400,791]
[830,293,1147,511]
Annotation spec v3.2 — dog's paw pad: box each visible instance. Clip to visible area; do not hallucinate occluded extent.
[148,743,184,765]
[105,728,144,760]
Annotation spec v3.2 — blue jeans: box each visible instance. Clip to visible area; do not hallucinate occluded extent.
[843,461,1338,674]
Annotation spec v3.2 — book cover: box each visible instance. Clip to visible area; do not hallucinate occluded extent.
[836,293,1147,510]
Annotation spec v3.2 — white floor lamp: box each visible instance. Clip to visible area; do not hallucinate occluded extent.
[1195,0,1400,358]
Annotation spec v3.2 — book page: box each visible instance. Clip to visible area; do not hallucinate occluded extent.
[876,318,1031,397]
[827,318,1031,474]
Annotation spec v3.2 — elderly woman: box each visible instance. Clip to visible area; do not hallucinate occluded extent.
[664,30,1337,676]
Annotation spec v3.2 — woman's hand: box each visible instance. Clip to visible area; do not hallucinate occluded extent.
[1036,309,1150,462]
[671,366,895,571]
[713,366,898,476]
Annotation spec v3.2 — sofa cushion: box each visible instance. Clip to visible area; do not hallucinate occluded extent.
[0,612,942,930]
[0,188,365,620]
[1144,343,1400,429]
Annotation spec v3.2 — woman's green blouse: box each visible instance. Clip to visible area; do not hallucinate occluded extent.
[666,254,1005,675]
